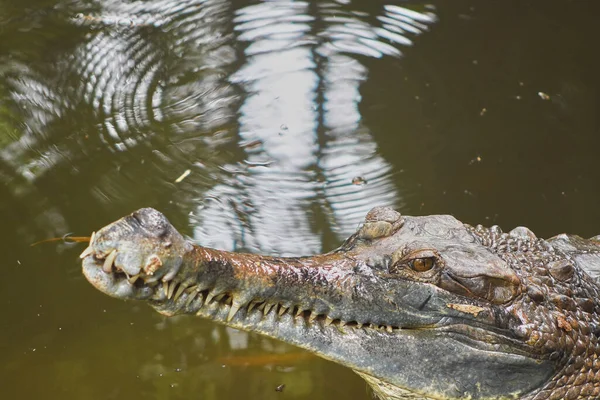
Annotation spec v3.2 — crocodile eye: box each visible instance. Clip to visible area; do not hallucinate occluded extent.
[390,248,440,275]
[409,257,435,272]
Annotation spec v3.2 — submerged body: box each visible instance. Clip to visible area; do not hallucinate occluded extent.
[81,207,600,399]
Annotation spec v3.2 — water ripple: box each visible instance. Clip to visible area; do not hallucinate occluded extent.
[1,0,437,253]
[192,1,435,254]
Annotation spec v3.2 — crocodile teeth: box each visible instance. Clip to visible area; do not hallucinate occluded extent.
[173,283,188,302]
[163,281,169,297]
[227,300,244,322]
[102,250,117,273]
[205,291,218,304]
[263,303,275,316]
[167,281,178,299]
[295,308,304,318]
[324,317,333,327]
[386,325,393,333]
[128,274,140,284]
[80,231,96,258]
[278,305,288,317]
[185,294,196,307]
[247,301,259,313]
[185,287,202,307]
[185,285,198,294]
[79,245,94,259]
[213,293,226,303]
[308,312,317,323]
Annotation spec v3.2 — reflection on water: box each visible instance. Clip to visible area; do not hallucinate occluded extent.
[1,0,435,255]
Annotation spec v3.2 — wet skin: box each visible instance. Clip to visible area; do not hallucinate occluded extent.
[81,207,600,399]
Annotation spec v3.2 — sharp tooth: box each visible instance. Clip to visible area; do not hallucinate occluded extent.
[128,274,140,284]
[163,281,169,297]
[185,285,198,293]
[357,323,363,329]
[247,301,259,313]
[227,300,244,322]
[386,325,393,333]
[309,312,317,323]
[340,320,347,327]
[102,250,117,273]
[173,283,188,302]
[278,305,288,317]
[185,287,200,307]
[144,274,159,284]
[263,303,275,316]
[185,294,196,307]
[90,231,96,243]
[205,290,218,304]
[79,245,94,259]
[167,281,178,299]
[213,293,226,303]
[324,317,333,327]
[295,308,304,318]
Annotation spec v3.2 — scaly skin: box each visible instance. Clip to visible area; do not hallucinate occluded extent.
[81,207,600,400]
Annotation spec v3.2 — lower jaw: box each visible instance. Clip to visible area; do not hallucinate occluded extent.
[88,270,538,399]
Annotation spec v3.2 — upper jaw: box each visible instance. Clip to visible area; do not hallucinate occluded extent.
[78,211,510,334]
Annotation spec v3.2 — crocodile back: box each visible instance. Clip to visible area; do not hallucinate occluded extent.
[547,234,600,281]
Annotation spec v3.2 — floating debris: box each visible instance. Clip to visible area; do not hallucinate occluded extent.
[538,92,550,100]
[468,155,482,165]
[275,384,286,392]
[175,169,191,183]
[31,234,91,247]
[240,139,263,149]
[352,176,367,185]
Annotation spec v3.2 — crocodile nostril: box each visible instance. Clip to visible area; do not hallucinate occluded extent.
[131,208,169,237]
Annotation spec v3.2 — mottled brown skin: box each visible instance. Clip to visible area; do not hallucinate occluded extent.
[466,226,600,400]
[81,207,600,400]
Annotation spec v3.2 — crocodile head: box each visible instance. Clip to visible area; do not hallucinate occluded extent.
[82,207,600,399]
[80,208,194,300]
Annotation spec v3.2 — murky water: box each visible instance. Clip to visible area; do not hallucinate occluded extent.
[1,0,599,398]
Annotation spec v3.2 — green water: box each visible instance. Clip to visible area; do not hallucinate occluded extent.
[1,0,599,398]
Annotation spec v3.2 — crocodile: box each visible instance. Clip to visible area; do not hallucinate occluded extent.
[80,206,600,400]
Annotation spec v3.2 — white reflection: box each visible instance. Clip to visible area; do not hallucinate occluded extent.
[0,0,437,255]
[193,1,436,255]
